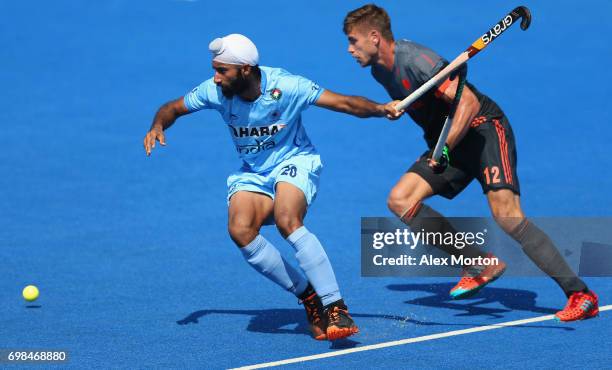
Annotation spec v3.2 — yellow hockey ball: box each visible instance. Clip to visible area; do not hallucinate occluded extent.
[23,285,39,302]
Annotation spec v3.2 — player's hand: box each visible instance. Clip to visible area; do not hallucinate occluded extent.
[143,126,166,156]
[384,100,404,120]
[426,144,450,174]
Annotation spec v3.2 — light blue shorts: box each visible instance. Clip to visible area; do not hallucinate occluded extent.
[227,153,323,206]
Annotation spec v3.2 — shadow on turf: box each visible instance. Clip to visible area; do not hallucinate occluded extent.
[176,308,473,344]
[178,308,360,346]
[387,282,563,320]
[176,284,573,338]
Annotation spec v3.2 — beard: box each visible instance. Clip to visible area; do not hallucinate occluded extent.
[220,72,250,98]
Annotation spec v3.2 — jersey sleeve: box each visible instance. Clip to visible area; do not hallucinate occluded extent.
[292,75,325,110]
[183,78,221,112]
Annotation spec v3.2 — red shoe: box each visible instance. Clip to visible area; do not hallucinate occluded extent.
[450,254,506,300]
[324,300,359,341]
[300,292,327,340]
[555,291,599,322]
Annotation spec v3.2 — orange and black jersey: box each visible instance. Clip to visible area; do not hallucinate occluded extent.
[371,39,505,148]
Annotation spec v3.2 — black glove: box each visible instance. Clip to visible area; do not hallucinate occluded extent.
[426,144,450,174]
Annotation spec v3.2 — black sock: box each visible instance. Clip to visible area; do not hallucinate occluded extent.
[298,283,316,301]
[324,298,346,310]
[401,202,488,261]
[510,219,588,297]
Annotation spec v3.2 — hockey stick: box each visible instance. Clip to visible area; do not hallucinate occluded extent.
[431,66,467,161]
[395,6,531,112]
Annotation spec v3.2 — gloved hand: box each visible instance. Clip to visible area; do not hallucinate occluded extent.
[426,144,450,174]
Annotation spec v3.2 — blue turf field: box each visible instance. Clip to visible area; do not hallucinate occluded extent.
[1,1,611,368]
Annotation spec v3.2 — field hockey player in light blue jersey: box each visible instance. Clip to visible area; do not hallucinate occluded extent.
[143,33,402,341]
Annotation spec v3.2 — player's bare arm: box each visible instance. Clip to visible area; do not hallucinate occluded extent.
[315,90,403,119]
[144,97,190,156]
[438,79,481,150]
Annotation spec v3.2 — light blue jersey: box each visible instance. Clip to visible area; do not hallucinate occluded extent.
[184,66,325,173]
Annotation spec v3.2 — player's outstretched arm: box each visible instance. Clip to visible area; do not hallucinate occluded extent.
[144,97,190,156]
[315,90,403,120]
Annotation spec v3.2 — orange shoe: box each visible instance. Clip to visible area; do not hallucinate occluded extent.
[450,254,506,300]
[555,291,599,322]
[300,292,327,340]
[325,300,359,341]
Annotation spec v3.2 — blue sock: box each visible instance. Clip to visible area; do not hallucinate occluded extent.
[240,235,308,296]
[287,226,341,306]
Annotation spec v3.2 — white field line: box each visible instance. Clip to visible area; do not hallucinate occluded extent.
[230,304,611,369]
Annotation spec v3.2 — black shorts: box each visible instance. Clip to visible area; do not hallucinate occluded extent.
[408,115,520,199]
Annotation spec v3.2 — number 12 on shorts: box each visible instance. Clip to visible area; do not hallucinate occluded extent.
[484,166,501,184]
